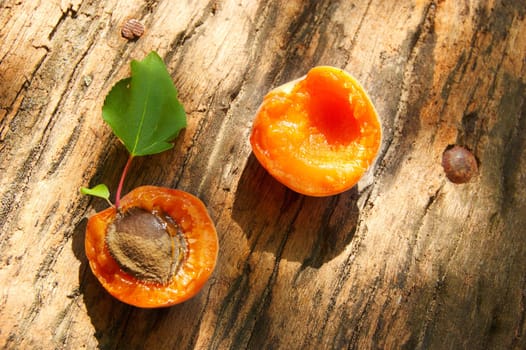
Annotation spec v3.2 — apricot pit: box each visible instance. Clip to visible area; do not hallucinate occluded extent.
[106,207,187,285]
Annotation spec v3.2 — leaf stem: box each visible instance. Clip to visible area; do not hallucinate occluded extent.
[115,155,134,210]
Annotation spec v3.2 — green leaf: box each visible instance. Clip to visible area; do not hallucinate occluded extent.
[102,51,187,156]
[80,184,110,200]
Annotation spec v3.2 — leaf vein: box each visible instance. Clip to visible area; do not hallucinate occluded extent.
[132,84,150,155]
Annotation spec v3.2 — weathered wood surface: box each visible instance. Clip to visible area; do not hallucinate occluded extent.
[1,0,525,349]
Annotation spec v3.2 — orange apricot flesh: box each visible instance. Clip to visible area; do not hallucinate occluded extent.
[250,66,382,196]
[85,186,218,308]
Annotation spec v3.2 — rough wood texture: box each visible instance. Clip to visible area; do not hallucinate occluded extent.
[1,0,525,349]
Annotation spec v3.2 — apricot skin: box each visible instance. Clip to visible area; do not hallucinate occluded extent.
[250,66,382,196]
[85,186,218,308]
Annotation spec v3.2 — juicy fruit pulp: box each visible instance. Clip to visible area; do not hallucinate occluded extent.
[85,186,218,308]
[250,66,382,196]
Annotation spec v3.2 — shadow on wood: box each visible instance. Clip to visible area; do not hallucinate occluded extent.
[232,153,360,269]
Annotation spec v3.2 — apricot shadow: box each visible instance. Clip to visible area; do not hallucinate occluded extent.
[232,153,360,268]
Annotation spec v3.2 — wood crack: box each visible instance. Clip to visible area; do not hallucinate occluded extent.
[416,273,446,349]
[171,92,216,189]
[209,263,251,348]
[0,41,49,126]
[397,183,443,291]
[46,114,84,176]
[343,0,373,65]
[346,276,382,350]
[306,224,371,347]
[187,278,220,349]
[375,0,437,176]
[511,271,526,348]
[243,198,304,348]
[165,1,216,66]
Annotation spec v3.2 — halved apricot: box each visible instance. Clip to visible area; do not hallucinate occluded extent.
[250,66,381,196]
[85,186,218,308]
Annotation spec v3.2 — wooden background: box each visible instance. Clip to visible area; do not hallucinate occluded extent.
[1,0,525,349]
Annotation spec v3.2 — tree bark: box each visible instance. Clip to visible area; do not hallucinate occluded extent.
[1,0,525,349]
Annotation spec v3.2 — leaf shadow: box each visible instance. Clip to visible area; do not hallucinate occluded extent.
[232,154,361,269]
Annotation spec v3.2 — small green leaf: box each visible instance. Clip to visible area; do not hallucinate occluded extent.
[102,51,187,156]
[80,184,110,200]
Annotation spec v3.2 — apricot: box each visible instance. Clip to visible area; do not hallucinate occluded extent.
[250,66,382,196]
[85,186,218,308]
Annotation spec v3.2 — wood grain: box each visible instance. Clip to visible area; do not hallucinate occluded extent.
[1,0,525,349]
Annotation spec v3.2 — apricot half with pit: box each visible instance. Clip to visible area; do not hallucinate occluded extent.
[85,186,218,308]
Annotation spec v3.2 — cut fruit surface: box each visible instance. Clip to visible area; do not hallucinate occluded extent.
[250,66,382,196]
[85,186,218,308]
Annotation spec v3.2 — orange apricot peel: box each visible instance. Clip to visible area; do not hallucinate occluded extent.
[250,66,382,196]
[85,185,218,308]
